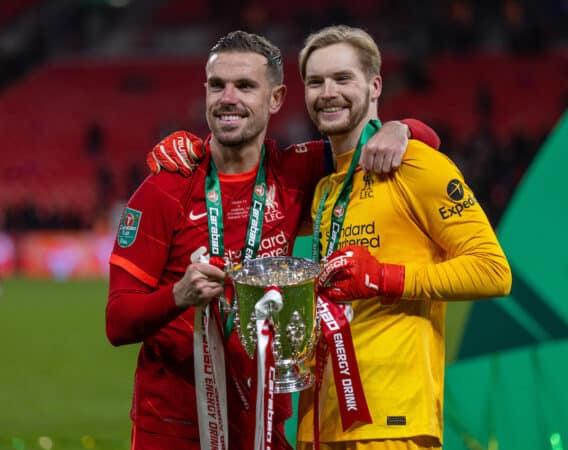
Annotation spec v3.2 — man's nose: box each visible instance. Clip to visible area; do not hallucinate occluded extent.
[220,84,238,103]
[322,79,337,98]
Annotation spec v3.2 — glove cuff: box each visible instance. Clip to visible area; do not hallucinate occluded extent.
[379,263,405,304]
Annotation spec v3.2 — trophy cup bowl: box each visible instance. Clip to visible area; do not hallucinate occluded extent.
[230,256,321,393]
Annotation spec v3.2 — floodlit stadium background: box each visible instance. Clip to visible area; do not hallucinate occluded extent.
[1,1,567,449]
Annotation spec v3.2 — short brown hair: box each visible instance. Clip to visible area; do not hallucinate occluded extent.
[210,30,284,85]
[299,25,381,81]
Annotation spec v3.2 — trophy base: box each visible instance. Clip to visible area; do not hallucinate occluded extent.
[275,362,314,394]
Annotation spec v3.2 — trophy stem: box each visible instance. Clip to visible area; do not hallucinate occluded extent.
[274,361,314,394]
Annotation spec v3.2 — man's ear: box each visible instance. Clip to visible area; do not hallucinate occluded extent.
[371,75,382,101]
[269,84,287,114]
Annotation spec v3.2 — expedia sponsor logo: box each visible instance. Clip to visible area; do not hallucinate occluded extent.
[325,221,380,249]
[439,179,477,220]
[447,179,465,201]
[439,195,477,219]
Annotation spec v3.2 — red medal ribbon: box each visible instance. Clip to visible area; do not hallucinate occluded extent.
[316,294,372,431]
[252,287,282,450]
[313,336,328,450]
[263,324,276,449]
[252,319,276,450]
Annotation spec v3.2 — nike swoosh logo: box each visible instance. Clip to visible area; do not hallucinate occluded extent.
[189,210,207,221]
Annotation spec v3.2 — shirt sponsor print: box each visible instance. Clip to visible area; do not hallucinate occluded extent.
[325,221,381,249]
[117,207,142,248]
[439,179,478,220]
[226,230,290,263]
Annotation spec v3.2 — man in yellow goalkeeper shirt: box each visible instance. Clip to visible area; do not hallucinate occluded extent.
[295,25,512,450]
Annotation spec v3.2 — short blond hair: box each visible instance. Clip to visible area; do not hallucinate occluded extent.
[299,25,381,81]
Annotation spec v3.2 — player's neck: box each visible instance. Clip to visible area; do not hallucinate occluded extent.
[209,137,263,174]
[327,132,359,156]
[327,113,377,157]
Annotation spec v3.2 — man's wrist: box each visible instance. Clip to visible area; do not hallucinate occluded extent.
[172,281,187,309]
[379,263,405,304]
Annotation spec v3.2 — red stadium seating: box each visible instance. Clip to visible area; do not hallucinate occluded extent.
[0,0,41,26]
[0,53,565,227]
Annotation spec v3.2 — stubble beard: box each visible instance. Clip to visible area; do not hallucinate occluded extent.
[214,125,263,148]
[313,93,371,137]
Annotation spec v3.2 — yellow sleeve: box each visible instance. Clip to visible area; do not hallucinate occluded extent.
[396,140,512,301]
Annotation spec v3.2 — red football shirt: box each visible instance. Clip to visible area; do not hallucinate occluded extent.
[106,120,439,445]
[107,138,325,443]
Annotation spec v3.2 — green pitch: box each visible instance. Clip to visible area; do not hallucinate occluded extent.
[0,278,300,450]
[0,278,137,450]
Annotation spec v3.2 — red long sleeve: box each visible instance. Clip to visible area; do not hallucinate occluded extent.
[401,118,441,150]
[106,265,182,346]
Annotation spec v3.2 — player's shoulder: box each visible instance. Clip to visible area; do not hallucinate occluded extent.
[403,139,459,172]
[265,139,324,161]
[275,140,325,159]
[264,139,326,189]
[397,140,466,196]
[269,139,325,172]
[138,168,201,204]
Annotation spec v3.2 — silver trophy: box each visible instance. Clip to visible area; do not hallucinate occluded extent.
[230,256,321,393]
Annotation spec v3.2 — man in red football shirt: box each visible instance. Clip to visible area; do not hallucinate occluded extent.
[106,31,439,450]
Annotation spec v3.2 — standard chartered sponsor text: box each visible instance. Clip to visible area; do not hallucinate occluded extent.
[325,221,380,249]
[227,230,289,262]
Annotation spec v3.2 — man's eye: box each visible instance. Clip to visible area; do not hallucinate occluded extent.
[208,82,223,90]
[306,79,322,87]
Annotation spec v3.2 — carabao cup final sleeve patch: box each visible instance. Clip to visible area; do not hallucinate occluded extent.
[117,207,142,248]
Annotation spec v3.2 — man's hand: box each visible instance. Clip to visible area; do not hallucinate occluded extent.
[146,131,205,177]
[359,120,409,174]
[317,245,405,304]
[359,119,441,173]
[172,262,225,308]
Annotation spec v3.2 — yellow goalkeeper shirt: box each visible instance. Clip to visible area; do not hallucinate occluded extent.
[297,140,511,444]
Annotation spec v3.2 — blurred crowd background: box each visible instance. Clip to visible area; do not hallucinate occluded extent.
[1,4,566,447]
[0,0,567,276]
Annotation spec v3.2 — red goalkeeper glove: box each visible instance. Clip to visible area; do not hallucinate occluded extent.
[317,245,405,305]
[146,131,205,177]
